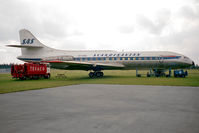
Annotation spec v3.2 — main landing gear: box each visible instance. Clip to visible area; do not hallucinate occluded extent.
[89,71,104,78]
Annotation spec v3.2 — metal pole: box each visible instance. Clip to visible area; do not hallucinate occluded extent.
[150,68,152,76]
[169,68,171,77]
[136,68,138,77]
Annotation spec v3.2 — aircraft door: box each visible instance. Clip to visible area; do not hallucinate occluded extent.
[159,57,164,63]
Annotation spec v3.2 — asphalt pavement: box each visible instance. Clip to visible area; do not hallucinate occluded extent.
[0,84,199,133]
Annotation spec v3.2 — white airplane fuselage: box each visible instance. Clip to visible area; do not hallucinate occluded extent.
[8,29,194,73]
[17,48,193,70]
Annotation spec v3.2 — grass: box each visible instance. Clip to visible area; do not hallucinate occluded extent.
[0,69,199,94]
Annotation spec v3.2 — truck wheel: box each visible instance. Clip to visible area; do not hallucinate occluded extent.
[19,77,26,80]
[44,74,50,79]
[33,76,39,79]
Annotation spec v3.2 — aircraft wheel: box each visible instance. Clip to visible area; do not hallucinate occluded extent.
[96,72,102,77]
[89,72,94,78]
[100,72,104,77]
[95,72,104,77]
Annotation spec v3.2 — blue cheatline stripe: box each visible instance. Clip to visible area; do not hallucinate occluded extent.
[18,58,42,61]
[19,56,181,62]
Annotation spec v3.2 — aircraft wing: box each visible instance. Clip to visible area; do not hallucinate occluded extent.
[46,60,124,70]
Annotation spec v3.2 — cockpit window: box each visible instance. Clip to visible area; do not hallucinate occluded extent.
[184,56,189,59]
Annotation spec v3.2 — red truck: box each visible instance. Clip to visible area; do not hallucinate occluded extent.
[11,63,50,80]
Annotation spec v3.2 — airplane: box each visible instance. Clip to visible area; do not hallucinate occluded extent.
[7,29,195,78]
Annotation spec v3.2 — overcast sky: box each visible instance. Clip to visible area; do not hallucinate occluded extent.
[0,0,198,64]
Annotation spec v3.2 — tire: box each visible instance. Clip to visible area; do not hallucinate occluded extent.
[19,77,24,80]
[44,74,50,79]
[147,73,150,77]
[48,74,50,79]
[89,72,94,78]
[100,72,104,77]
[33,76,39,79]
[96,72,101,77]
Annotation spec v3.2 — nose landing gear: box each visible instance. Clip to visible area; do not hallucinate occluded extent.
[89,71,104,78]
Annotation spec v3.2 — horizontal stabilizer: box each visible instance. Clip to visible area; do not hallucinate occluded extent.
[6,45,43,48]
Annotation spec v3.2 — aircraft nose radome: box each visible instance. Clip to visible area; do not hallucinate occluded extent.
[183,59,193,66]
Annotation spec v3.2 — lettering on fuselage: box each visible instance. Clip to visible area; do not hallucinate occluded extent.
[21,39,35,44]
[93,53,140,57]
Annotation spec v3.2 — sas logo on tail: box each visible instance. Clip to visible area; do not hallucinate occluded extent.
[21,39,34,44]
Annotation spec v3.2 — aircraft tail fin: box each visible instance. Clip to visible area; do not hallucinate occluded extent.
[19,29,45,47]
[7,29,54,56]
